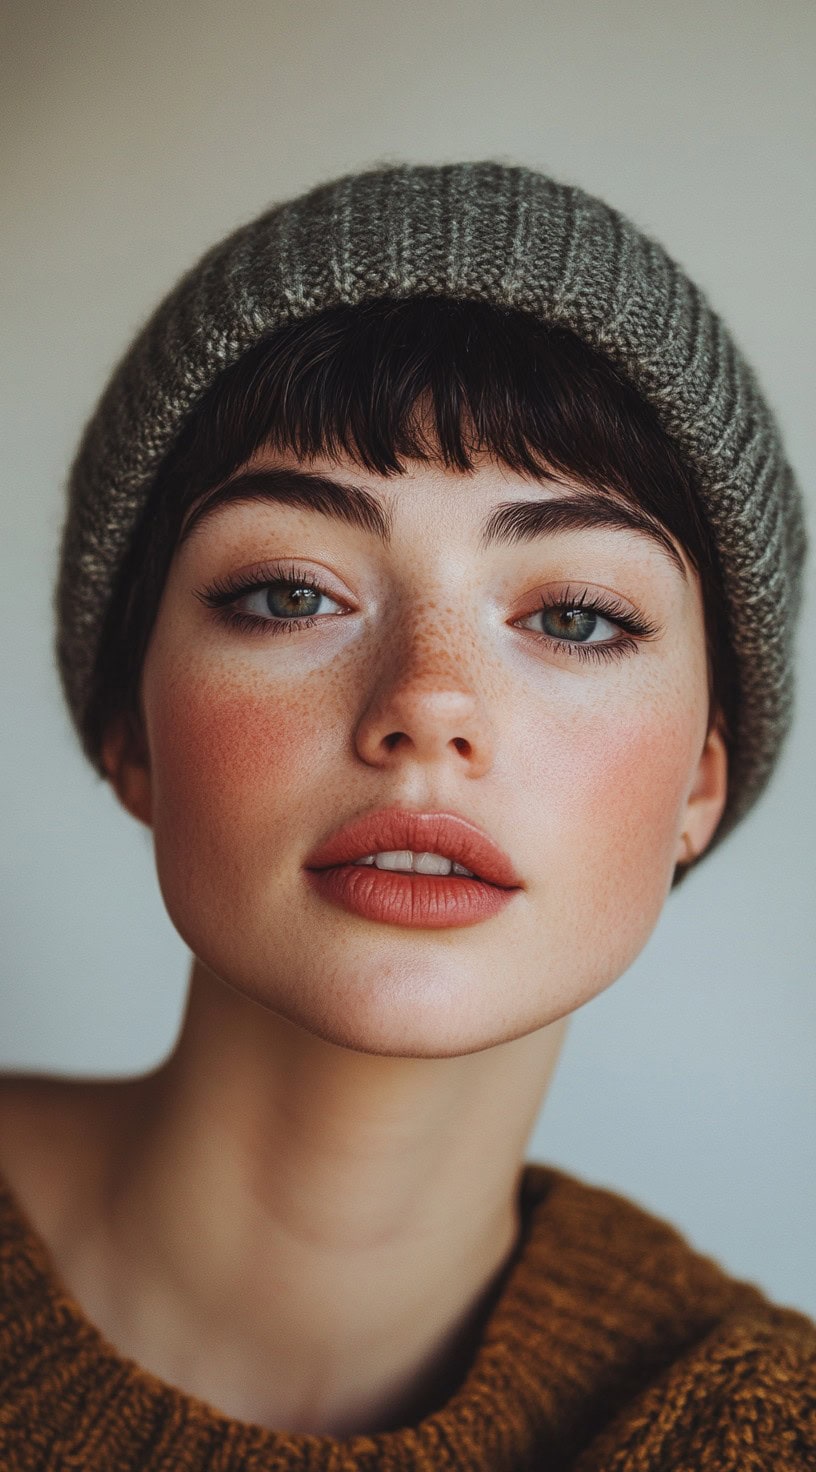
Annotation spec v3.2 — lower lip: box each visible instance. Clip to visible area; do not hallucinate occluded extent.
[305,864,519,929]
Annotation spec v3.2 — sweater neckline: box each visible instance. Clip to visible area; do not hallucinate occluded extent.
[0,1158,737,1469]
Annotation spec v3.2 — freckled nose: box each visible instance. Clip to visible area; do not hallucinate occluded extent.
[353,630,495,777]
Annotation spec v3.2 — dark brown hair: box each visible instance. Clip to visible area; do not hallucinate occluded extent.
[90,296,737,876]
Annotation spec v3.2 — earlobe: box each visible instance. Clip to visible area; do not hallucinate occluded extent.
[676,721,729,866]
[100,712,153,828]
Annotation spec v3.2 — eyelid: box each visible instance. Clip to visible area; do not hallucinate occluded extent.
[516,582,662,637]
[195,558,355,611]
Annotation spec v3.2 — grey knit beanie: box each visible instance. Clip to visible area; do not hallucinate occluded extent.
[55,160,806,850]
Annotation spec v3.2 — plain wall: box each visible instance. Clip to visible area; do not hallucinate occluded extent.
[2,0,814,1315]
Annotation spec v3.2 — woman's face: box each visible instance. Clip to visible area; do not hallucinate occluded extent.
[107,448,727,1057]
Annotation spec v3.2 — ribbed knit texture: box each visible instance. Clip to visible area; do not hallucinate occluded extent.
[1,1160,814,1470]
[54,161,807,851]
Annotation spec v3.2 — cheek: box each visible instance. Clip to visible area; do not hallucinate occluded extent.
[516,682,703,953]
[575,703,695,824]
[144,660,333,868]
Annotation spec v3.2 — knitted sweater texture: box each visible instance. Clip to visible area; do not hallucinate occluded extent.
[1,1162,814,1470]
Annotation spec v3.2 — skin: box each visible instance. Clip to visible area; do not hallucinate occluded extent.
[0,445,728,1436]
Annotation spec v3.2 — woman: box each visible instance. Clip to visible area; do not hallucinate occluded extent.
[0,162,813,1468]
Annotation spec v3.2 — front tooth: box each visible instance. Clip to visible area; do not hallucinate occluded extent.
[413,851,453,875]
[374,850,415,872]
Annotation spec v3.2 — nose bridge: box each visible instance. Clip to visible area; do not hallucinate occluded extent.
[389,582,491,694]
[396,598,476,690]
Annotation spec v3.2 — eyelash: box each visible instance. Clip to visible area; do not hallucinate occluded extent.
[195,562,660,664]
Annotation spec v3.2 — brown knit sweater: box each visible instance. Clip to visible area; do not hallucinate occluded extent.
[1,1161,813,1470]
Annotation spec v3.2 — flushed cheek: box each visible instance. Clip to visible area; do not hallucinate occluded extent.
[522,696,701,888]
[145,663,334,875]
[512,698,702,1000]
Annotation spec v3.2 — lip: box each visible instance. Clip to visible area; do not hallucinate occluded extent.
[303,807,524,889]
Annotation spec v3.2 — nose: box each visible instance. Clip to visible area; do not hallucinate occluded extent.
[353,618,496,779]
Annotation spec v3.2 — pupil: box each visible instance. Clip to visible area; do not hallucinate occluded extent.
[543,607,597,641]
[267,583,320,618]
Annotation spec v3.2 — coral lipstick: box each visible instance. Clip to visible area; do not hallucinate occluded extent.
[303,807,523,930]
[306,864,518,928]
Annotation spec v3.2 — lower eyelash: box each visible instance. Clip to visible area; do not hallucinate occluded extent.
[545,634,639,663]
[213,608,322,636]
[216,609,642,660]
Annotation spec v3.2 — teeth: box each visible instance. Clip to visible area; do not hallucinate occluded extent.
[375,849,416,872]
[412,851,453,876]
[350,850,476,878]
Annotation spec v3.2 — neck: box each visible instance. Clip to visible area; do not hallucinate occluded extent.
[69,958,567,1435]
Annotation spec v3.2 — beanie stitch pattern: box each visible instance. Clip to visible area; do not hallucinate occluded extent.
[55,161,807,848]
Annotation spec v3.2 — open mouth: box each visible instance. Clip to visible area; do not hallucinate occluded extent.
[325,850,490,882]
[304,809,522,890]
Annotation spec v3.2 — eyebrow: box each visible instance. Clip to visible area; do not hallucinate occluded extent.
[178,467,687,580]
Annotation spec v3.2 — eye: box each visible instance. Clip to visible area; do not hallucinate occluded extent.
[237,579,344,623]
[514,587,660,663]
[522,603,619,643]
[195,562,348,635]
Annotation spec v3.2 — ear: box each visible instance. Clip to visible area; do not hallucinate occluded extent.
[100,710,153,828]
[675,719,729,866]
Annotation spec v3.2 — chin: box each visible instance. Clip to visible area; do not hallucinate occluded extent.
[229,949,573,1059]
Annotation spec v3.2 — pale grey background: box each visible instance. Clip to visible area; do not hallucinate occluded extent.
[2,0,814,1314]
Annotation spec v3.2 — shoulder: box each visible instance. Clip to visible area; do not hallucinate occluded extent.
[575,1310,816,1470]
[537,1165,808,1316]
[0,1071,150,1233]
[529,1167,816,1467]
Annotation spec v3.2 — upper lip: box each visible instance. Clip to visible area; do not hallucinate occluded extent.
[304,807,523,889]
